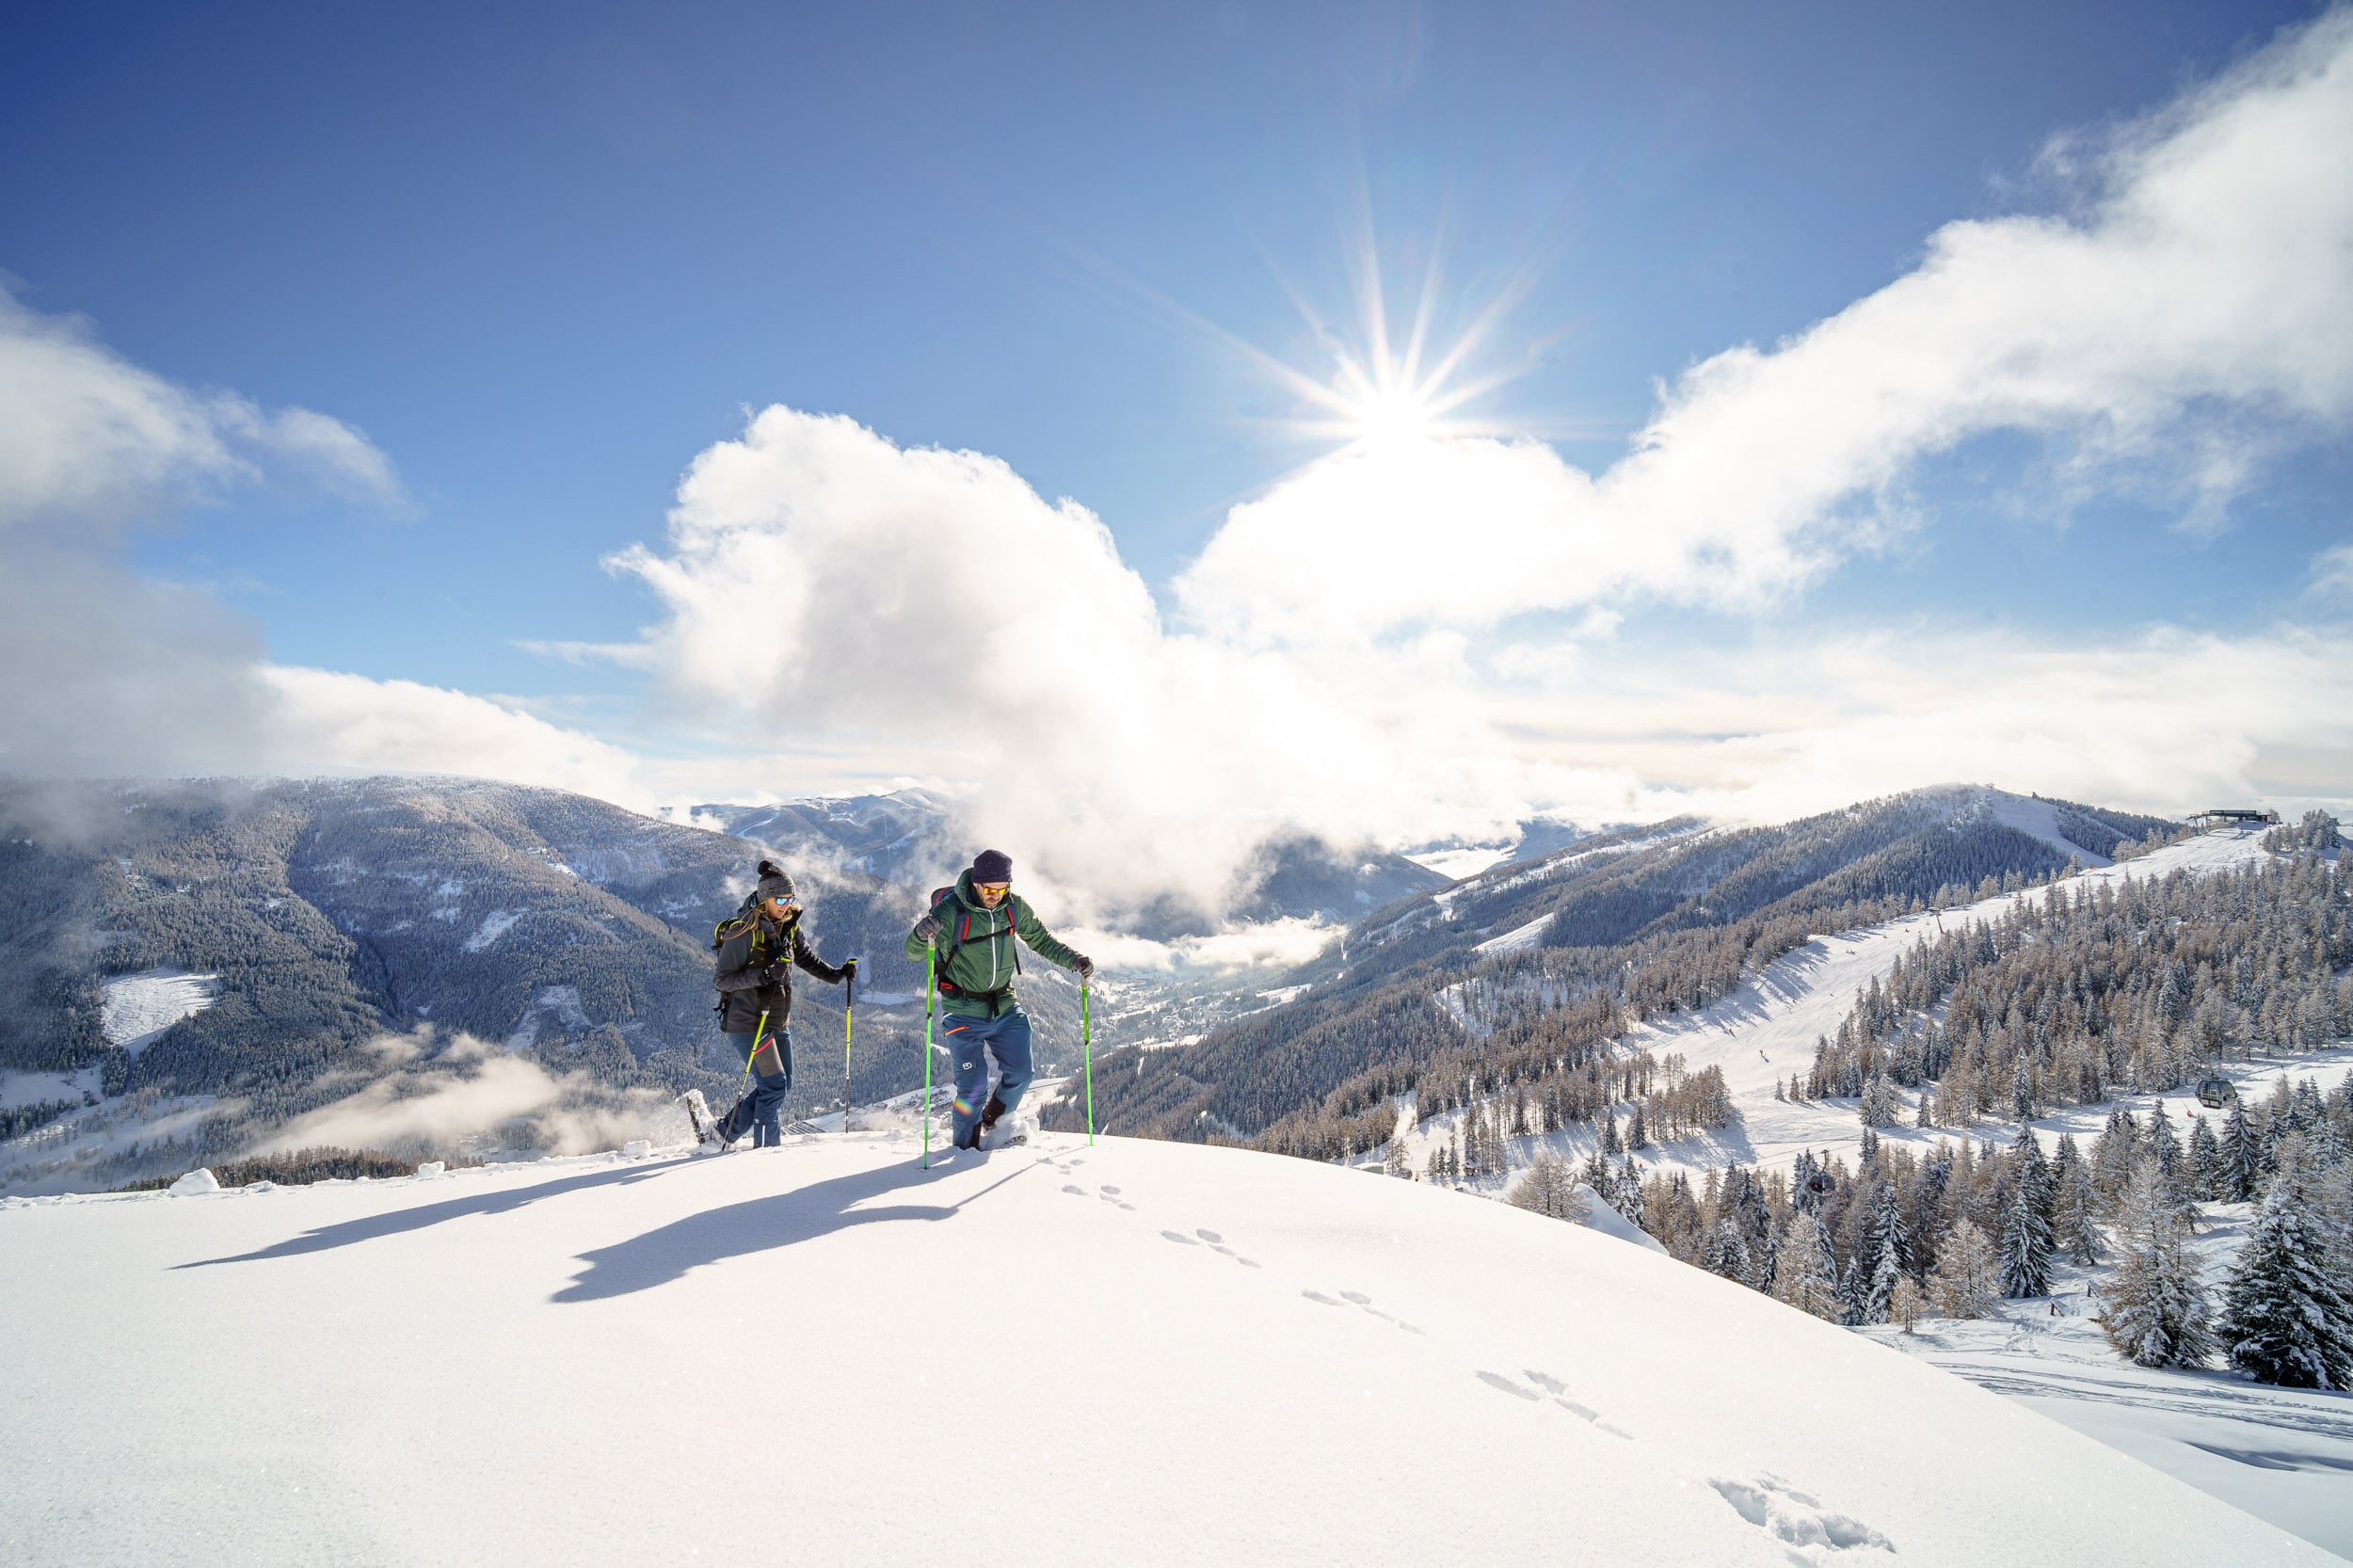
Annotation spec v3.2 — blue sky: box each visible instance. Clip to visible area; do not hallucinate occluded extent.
[3,2,2348,910]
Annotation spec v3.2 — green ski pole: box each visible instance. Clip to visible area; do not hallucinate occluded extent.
[1082,982,1094,1146]
[922,947,936,1169]
[841,967,855,1134]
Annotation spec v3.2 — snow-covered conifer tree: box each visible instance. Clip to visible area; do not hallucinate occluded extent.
[2147,1101,2181,1187]
[2091,1106,2139,1202]
[2095,1162,2215,1368]
[2186,1114,2219,1202]
[1999,1128,2055,1298]
[2217,1183,2353,1389]
[1625,1103,1649,1150]
[1599,1112,1623,1157]
[1860,1073,1898,1128]
[1702,1219,1751,1284]
[1611,1156,1645,1224]
[1770,1211,1840,1321]
[2050,1133,2101,1265]
[2217,1097,2261,1203]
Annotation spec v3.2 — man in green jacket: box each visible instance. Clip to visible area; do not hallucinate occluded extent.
[905,849,1091,1150]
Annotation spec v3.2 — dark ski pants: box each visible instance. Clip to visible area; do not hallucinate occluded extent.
[942,1006,1032,1146]
[722,1026,792,1146]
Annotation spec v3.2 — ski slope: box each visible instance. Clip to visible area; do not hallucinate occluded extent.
[1622,825,2280,1177]
[3,1130,2331,1568]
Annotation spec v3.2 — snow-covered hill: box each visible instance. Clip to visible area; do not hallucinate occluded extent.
[1620,824,2281,1176]
[1,1131,2333,1567]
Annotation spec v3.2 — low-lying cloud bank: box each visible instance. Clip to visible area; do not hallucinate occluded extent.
[256,1030,678,1159]
[3,13,2351,921]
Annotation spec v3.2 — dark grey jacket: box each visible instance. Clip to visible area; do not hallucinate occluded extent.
[714,907,850,1034]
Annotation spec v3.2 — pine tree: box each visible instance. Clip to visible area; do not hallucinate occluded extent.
[1702,1218,1751,1283]
[2186,1113,2220,1202]
[1860,1072,1898,1128]
[1599,1112,1623,1157]
[1610,1155,1645,1224]
[2050,1133,2102,1265]
[2091,1106,2139,1202]
[2147,1100,2181,1187]
[1770,1211,1841,1321]
[2095,1162,2215,1368]
[1384,1120,1412,1178]
[1578,1145,1612,1199]
[2217,1185,2353,1388]
[1625,1102,1649,1150]
[1929,1218,2000,1320]
[1999,1128,2056,1298]
[2217,1098,2261,1203]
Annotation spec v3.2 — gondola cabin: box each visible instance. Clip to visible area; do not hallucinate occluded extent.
[2195,1075,2236,1110]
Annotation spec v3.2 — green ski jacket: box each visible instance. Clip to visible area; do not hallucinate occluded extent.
[904,871,1082,1018]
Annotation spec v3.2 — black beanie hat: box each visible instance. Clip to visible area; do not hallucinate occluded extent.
[755,858,796,902]
[970,849,1013,884]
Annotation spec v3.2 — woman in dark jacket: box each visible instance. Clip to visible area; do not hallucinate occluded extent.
[712,860,856,1146]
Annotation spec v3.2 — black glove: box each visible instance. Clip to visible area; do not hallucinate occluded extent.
[841,957,859,984]
[760,961,787,984]
[1073,954,1095,983]
[913,914,942,943]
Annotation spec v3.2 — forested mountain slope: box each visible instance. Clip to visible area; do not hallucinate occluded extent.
[0,778,951,1192]
[1048,787,2170,1145]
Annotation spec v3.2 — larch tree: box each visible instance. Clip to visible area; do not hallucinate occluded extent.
[1929,1218,2000,1320]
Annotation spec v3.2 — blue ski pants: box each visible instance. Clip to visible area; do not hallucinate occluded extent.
[723,1026,792,1146]
[941,1006,1032,1145]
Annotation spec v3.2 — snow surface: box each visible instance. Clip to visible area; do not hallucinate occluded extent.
[0,1131,2333,1567]
[1858,1201,2353,1562]
[98,968,220,1057]
[461,908,520,952]
[0,1067,99,1112]
[1474,912,1553,954]
[1977,790,2116,868]
[1404,843,1514,880]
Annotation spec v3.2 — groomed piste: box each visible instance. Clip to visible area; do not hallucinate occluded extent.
[1,1129,2334,1567]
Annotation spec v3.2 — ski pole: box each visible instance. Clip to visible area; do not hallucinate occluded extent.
[922,947,936,1169]
[741,1009,769,1097]
[1082,982,1094,1146]
[842,966,855,1134]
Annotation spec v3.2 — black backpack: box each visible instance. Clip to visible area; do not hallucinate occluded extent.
[928,885,1018,1000]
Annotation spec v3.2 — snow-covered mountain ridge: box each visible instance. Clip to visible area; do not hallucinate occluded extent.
[2,1129,2331,1568]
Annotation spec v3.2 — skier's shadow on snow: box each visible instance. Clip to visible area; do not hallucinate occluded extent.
[551,1155,1025,1304]
[175,1162,683,1270]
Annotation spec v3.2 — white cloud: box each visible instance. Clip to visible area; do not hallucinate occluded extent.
[257,668,657,808]
[0,285,403,531]
[2312,540,2353,600]
[1179,10,2353,641]
[258,1029,675,1157]
[1488,624,2353,828]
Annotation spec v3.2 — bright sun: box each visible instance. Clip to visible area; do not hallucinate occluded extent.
[1245,257,1534,456]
